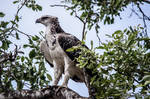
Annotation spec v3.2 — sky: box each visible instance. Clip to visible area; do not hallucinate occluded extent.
[0,0,150,98]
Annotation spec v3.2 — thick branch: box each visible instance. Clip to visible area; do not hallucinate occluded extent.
[0,86,89,99]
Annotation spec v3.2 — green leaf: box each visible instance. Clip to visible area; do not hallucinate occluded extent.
[36,5,42,11]
[47,74,52,81]
[140,27,144,30]
[1,41,8,50]
[70,11,74,15]
[29,49,36,58]
[29,38,33,44]
[13,0,19,4]
[127,40,134,47]
[1,40,11,50]
[1,21,9,28]
[21,56,25,62]
[0,12,5,17]
[143,75,150,81]
[144,81,150,86]
[96,46,105,49]
[114,30,122,35]
[32,36,39,41]
[15,15,19,22]
[10,20,16,25]
[15,32,19,40]
[66,47,75,52]
[23,44,29,48]
[136,84,144,87]
[90,40,93,50]
[32,6,36,11]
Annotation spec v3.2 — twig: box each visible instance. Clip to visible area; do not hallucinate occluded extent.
[137,4,150,21]
[50,4,69,8]
[143,0,150,4]
[14,28,33,39]
[73,11,87,41]
[137,4,150,36]
[130,8,142,19]
[96,32,102,46]
[9,0,28,35]
[0,45,24,64]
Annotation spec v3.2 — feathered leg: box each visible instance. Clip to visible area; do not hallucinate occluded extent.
[61,57,73,87]
[53,61,63,86]
[62,72,70,87]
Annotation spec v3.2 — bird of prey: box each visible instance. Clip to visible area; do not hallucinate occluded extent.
[35,15,87,87]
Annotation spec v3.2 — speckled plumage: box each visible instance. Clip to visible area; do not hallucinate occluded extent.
[36,15,85,87]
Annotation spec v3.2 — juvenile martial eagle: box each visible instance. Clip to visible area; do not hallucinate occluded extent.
[36,15,87,87]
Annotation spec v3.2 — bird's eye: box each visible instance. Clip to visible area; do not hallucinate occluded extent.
[41,17,48,20]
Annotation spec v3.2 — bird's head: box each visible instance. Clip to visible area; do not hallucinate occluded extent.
[35,15,58,26]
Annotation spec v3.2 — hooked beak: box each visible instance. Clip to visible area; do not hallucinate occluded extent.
[35,18,41,23]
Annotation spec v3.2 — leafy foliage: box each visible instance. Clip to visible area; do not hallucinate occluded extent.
[0,0,50,92]
[0,12,5,17]
[0,35,51,92]
[64,0,146,32]
[76,26,150,98]
[0,0,150,99]
[63,1,150,98]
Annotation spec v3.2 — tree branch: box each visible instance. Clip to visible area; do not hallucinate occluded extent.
[137,4,150,21]
[142,0,150,4]
[73,11,87,41]
[50,4,69,8]
[14,28,33,39]
[9,0,28,35]
[0,45,24,64]
[137,4,150,36]
[0,86,89,99]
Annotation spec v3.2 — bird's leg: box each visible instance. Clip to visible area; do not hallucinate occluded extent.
[62,71,70,87]
[55,72,69,95]
[53,72,61,86]
[55,70,70,94]
[61,57,72,88]
[53,62,63,86]
[55,70,69,95]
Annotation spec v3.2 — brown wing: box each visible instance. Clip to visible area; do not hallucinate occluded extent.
[57,33,87,61]
[58,33,92,83]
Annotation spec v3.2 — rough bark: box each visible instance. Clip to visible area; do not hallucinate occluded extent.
[0,86,89,99]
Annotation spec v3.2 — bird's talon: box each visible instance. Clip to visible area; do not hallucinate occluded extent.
[55,86,66,95]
